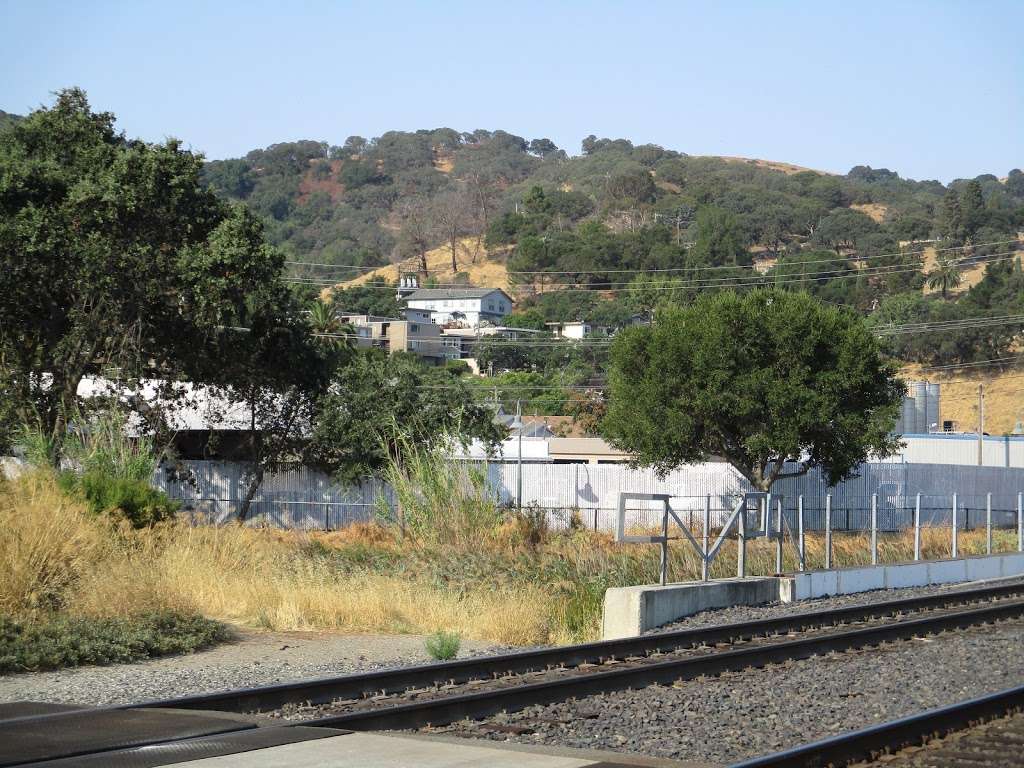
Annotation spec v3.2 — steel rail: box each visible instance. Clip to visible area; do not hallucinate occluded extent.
[729,682,1024,768]
[295,597,1024,732]
[142,580,1024,715]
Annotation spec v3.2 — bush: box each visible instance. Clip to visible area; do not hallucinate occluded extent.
[425,630,461,661]
[59,471,179,528]
[0,611,228,672]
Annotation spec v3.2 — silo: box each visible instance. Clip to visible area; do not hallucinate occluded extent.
[925,383,941,433]
[913,381,929,434]
[898,395,917,435]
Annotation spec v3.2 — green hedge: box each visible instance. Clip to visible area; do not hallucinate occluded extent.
[0,612,228,673]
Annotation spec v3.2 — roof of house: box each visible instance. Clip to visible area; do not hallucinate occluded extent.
[405,288,513,303]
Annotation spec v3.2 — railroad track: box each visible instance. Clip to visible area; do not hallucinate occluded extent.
[143,579,1024,730]
[731,682,1024,768]
[6,580,1024,768]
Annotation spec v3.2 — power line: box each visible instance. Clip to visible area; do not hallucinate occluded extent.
[285,250,1022,292]
[287,239,1020,277]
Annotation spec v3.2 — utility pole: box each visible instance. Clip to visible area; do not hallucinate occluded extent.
[977,383,985,466]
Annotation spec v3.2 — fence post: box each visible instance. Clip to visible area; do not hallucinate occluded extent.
[797,495,805,572]
[871,493,878,565]
[737,498,747,578]
[1018,492,1023,553]
[825,494,833,570]
[593,508,598,531]
[659,499,669,586]
[986,492,992,555]
[775,499,784,574]
[702,495,710,582]
[914,493,922,562]
[952,492,959,559]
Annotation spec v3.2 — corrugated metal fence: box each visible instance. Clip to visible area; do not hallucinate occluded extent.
[154,460,1024,533]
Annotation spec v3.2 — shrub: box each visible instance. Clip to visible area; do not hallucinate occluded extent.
[0,611,228,672]
[59,471,179,528]
[425,630,461,661]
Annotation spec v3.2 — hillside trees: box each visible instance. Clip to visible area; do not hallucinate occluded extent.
[602,290,905,490]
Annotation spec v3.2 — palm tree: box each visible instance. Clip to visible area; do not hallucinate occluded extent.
[926,255,963,299]
[308,299,359,352]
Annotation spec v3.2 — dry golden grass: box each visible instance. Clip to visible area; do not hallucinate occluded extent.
[709,156,833,176]
[0,473,112,617]
[0,473,553,643]
[4,472,1017,647]
[340,237,511,293]
[851,202,888,223]
[920,245,987,297]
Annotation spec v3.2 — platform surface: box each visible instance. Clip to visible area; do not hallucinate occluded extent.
[160,731,682,768]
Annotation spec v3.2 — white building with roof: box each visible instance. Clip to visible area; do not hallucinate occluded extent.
[404,288,513,326]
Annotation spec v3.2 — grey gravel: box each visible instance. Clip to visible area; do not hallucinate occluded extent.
[0,630,500,707]
[436,617,1024,765]
[650,575,1024,633]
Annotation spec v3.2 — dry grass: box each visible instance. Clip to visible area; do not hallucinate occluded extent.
[3,472,1015,647]
[0,472,554,644]
[851,202,888,223]
[920,245,987,297]
[341,237,511,292]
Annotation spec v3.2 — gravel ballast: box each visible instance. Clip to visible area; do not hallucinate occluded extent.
[0,630,499,707]
[435,617,1024,765]
[650,575,1024,633]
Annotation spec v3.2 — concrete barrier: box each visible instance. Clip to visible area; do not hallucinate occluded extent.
[601,578,780,640]
[602,551,1024,638]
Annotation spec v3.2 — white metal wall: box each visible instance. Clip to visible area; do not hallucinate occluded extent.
[156,459,1024,533]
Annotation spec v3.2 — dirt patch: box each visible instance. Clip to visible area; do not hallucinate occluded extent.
[341,238,511,293]
[851,202,888,223]
[709,155,833,176]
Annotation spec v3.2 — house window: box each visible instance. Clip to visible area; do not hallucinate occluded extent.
[487,303,494,311]
[410,324,419,332]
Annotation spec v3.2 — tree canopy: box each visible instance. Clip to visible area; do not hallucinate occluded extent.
[601,290,905,490]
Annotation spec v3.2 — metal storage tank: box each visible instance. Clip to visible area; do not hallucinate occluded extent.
[898,395,917,435]
[925,382,941,433]
[913,381,929,434]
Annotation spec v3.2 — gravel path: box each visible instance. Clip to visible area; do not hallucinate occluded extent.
[435,617,1024,765]
[650,575,1024,633]
[0,630,499,707]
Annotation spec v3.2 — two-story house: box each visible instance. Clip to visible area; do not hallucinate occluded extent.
[338,313,460,365]
[404,288,513,327]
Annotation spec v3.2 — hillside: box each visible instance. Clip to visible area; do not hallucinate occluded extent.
[902,364,1024,436]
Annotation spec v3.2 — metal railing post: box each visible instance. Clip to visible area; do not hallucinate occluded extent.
[797,495,805,572]
[913,493,922,562]
[659,499,669,586]
[986,492,992,555]
[1018,492,1023,553]
[825,494,833,570]
[702,495,710,582]
[775,499,784,574]
[952,492,959,559]
[737,499,747,578]
[871,493,878,565]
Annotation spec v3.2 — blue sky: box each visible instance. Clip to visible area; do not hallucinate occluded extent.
[1,1,1021,182]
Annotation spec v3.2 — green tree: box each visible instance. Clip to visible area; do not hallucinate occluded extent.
[689,206,750,267]
[0,89,301,457]
[307,353,505,485]
[939,188,965,242]
[960,180,986,241]
[602,290,904,490]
